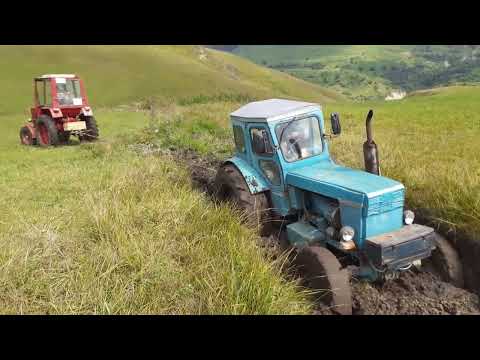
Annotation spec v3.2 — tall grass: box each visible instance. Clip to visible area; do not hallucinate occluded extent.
[0,110,311,314]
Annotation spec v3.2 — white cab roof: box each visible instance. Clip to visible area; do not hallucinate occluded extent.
[39,74,76,78]
[231,99,321,122]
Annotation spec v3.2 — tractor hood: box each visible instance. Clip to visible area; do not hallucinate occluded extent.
[286,162,404,206]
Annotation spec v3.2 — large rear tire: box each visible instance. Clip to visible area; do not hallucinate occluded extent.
[215,164,272,236]
[35,115,59,147]
[79,115,99,142]
[19,126,34,145]
[295,245,352,315]
[430,234,464,288]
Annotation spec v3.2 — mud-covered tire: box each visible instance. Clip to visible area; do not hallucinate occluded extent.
[295,246,352,315]
[58,132,71,144]
[79,116,99,142]
[431,234,464,288]
[36,115,59,147]
[215,164,272,236]
[19,126,34,145]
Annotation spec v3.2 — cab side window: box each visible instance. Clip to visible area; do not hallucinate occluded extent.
[233,125,245,153]
[250,128,274,155]
[35,80,51,106]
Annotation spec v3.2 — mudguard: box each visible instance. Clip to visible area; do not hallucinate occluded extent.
[223,156,269,194]
[81,107,93,117]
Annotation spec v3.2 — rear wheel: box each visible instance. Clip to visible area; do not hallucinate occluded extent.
[215,164,272,236]
[19,126,34,145]
[35,115,59,147]
[79,116,99,142]
[430,234,464,288]
[294,245,352,315]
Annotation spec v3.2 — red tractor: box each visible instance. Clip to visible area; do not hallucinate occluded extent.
[19,74,99,147]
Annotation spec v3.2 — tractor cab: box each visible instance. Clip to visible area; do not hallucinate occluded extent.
[216,99,461,314]
[32,74,91,118]
[20,74,98,147]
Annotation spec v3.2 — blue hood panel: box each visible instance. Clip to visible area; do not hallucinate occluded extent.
[286,162,404,204]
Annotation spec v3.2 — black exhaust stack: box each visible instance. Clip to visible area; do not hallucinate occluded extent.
[363,110,381,176]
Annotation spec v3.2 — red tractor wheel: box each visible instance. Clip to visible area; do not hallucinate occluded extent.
[19,126,34,145]
[78,115,99,142]
[35,115,59,147]
[294,245,353,315]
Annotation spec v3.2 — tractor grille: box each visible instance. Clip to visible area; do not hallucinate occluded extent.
[367,188,404,216]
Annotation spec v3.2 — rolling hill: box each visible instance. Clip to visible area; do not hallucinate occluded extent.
[0,45,341,116]
[228,45,480,100]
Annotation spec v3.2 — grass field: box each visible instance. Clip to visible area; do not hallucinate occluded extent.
[0,108,313,314]
[1,45,479,313]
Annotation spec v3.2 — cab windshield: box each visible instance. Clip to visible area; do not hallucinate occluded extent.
[55,78,82,106]
[275,116,323,162]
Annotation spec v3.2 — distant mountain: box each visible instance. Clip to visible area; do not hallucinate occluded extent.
[206,46,239,52]
[231,45,480,100]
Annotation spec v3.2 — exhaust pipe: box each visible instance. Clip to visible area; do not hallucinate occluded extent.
[363,110,381,176]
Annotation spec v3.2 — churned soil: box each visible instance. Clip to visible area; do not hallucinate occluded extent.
[349,270,479,315]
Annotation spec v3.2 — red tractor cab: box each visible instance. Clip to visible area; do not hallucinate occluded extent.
[20,74,99,147]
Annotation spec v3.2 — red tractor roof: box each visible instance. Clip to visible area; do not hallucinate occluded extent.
[35,74,78,80]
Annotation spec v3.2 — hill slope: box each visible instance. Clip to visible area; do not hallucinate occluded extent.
[0,45,341,115]
[232,45,480,100]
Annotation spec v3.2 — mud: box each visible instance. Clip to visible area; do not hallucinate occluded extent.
[151,147,480,315]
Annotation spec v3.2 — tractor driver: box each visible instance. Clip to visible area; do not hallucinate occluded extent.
[280,119,313,161]
[56,82,73,105]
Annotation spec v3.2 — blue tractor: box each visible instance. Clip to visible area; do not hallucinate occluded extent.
[215,99,463,315]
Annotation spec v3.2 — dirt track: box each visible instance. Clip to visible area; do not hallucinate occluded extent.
[156,147,480,315]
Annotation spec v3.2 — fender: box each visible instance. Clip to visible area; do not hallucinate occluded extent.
[81,106,93,117]
[223,156,269,194]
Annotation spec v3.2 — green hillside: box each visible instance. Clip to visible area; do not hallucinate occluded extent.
[0,45,341,116]
[233,45,480,100]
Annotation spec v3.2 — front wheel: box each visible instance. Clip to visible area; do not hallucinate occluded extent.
[79,116,99,142]
[20,126,34,145]
[294,245,352,315]
[430,234,464,288]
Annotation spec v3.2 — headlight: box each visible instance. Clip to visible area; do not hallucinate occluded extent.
[404,210,415,225]
[339,226,355,242]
